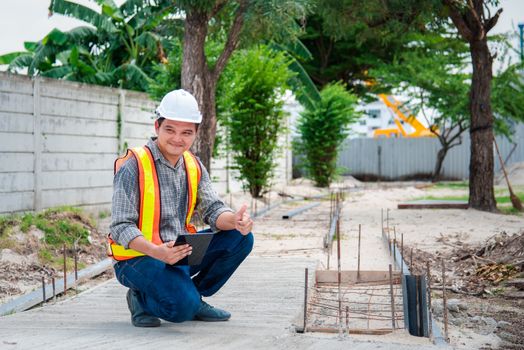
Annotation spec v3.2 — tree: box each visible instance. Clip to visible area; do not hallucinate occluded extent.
[443,0,503,211]
[371,31,471,181]
[177,0,309,170]
[373,30,524,182]
[296,82,359,187]
[223,46,293,197]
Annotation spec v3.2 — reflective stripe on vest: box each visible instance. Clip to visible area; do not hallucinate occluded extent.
[108,146,201,261]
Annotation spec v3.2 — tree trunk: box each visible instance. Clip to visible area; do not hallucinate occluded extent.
[468,39,497,211]
[181,9,217,171]
[432,146,448,182]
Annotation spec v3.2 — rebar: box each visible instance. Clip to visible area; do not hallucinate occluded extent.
[410,247,413,270]
[74,244,78,281]
[381,209,384,236]
[52,277,56,302]
[346,305,349,334]
[357,224,362,281]
[63,244,67,294]
[401,233,404,274]
[426,261,433,338]
[303,267,309,333]
[442,260,449,342]
[41,277,46,303]
[393,238,397,266]
[337,213,342,328]
[389,264,396,329]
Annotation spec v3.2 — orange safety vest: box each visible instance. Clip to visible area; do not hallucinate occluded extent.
[108,146,202,261]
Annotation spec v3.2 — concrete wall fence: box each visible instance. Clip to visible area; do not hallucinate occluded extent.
[0,72,292,215]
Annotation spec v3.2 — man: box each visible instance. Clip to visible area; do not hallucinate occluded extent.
[109,89,254,327]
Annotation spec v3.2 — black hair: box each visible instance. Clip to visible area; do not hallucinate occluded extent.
[156,117,199,131]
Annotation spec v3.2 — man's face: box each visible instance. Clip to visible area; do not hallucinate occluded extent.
[155,119,197,161]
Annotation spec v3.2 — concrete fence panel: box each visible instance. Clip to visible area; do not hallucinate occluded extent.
[0,72,293,214]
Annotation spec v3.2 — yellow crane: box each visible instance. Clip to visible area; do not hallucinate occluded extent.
[372,94,438,138]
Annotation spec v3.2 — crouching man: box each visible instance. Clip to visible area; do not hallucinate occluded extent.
[108,89,254,327]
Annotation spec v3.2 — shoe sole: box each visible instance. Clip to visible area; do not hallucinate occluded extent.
[194,316,231,322]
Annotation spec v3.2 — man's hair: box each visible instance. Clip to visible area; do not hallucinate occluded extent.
[156,117,199,131]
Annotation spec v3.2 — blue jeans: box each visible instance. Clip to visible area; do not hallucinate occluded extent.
[114,229,254,323]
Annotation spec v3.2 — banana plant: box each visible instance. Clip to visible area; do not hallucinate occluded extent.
[0,0,170,91]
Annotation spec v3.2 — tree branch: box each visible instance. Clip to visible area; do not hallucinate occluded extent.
[485,8,503,33]
[211,0,248,81]
[467,0,485,40]
[210,0,229,19]
[443,0,474,42]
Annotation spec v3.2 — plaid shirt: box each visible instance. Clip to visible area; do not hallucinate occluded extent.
[110,138,232,249]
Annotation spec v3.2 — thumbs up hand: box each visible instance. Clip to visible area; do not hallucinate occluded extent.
[235,204,253,235]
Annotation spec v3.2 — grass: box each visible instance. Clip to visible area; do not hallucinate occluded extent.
[98,210,110,219]
[20,207,90,247]
[0,206,92,248]
[433,181,469,190]
[416,186,524,215]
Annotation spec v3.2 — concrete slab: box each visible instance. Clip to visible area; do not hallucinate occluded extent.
[0,255,442,350]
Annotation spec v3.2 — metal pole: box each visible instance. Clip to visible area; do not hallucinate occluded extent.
[426,261,433,338]
[442,260,449,342]
[345,305,349,334]
[303,268,308,333]
[337,215,342,329]
[386,208,390,236]
[357,224,361,281]
[401,233,404,274]
[410,247,413,271]
[388,230,391,256]
[52,277,56,302]
[63,244,67,294]
[41,277,46,303]
[74,244,78,281]
[393,238,397,267]
[381,208,384,236]
[389,264,396,329]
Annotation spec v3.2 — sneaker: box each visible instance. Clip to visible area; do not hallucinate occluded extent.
[194,300,231,322]
[126,289,161,327]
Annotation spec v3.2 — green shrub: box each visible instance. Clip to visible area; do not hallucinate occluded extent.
[296,82,359,187]
[223,45,293,197]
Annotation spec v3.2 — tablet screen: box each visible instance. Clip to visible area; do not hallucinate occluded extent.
[173,232,214,266]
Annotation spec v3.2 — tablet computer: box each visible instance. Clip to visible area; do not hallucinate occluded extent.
[173,232,214,266]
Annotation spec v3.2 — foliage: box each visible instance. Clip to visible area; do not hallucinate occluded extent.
[296,1,443,99]
[222,46,293,197]
[0,0,172,91]
[296,82,359,187]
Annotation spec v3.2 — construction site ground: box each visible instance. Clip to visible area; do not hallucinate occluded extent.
[1,178,523,349]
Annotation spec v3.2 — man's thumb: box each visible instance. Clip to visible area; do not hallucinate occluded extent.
[165,240,175,248]
[236,204,247,219]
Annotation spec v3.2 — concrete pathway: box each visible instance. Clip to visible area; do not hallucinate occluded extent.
[0,256,442,350]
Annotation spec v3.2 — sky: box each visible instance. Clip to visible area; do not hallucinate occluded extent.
[0,0,523,59]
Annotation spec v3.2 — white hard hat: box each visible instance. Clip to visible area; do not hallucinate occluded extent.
[155,89,202,123]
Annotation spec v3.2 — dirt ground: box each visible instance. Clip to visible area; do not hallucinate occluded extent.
[1,178,524,349]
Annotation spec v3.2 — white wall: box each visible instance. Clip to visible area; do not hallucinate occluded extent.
[0,72,292,214]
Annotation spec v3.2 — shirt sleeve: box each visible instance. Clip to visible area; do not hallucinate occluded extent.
[109,157,144,249]
[196,160,233,233]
